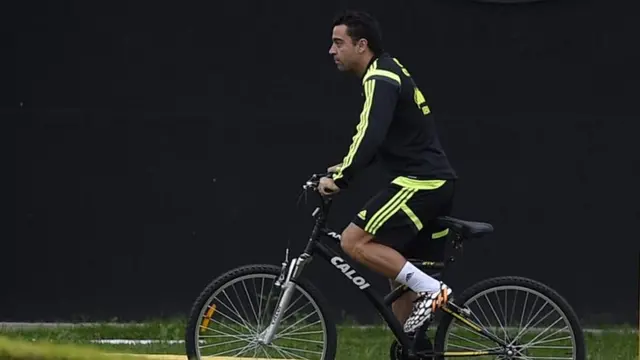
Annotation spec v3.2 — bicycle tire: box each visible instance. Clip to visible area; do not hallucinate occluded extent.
[185,264,337,360]
[433,276,586,360]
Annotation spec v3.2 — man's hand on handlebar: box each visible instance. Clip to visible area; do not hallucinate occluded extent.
[318,176,340,196]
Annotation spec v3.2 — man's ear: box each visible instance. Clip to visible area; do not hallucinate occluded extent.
[357,38,368,53]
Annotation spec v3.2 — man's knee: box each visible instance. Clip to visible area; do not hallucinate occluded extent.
[340,223,371,257]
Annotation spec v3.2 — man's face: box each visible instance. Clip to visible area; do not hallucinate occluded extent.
[329,25,359,72]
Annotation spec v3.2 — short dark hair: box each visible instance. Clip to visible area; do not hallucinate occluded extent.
[332,10,384,55]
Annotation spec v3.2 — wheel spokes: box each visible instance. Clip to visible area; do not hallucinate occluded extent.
[443,285,578,359]
[194,273,327,359]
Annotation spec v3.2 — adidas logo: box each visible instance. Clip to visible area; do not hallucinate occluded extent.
[357,210,367,220]
[406,272,413,281]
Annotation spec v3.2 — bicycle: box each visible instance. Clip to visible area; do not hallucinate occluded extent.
[185,173,586,359]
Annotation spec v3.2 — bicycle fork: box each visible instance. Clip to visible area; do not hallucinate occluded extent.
[257,250,312,345]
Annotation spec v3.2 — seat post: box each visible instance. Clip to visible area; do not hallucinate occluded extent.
[452,231,464,251]
[442,232,463,273]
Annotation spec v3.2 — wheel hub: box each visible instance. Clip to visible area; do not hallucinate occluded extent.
[497,344,523,359]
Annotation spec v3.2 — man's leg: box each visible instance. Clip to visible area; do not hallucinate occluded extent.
[388,226,449,324]
[341,223,443,294]
[340,223,406,279]
[341,222,448,335]
[343,180,455,333]
[389,279,417,324]
[340,224,418,324]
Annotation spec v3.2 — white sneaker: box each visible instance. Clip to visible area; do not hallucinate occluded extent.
[403,283,452,333]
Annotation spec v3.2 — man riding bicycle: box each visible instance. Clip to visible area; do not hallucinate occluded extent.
[318,10,458,334]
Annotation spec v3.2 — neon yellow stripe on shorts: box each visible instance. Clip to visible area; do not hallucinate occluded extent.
[391,177,446,190]
[400,204,423,231]
[364,188,409,234]
[367,188,418,235]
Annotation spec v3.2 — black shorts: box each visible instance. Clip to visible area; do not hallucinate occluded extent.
[352,177,455,261]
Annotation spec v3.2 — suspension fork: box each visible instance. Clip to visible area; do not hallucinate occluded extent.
[258,252,313,344]
[258,204,327,344]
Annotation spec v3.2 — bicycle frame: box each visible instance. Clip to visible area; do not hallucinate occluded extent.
[309,230,509,358]
[260,178,510,358]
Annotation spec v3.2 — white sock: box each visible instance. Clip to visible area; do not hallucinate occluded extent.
[395,261,441,293]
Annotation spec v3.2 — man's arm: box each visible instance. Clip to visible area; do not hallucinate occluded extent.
[331,74,400,189]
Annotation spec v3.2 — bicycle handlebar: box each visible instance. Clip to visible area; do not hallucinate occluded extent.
[300,172,337,221]
[302,172,335,191]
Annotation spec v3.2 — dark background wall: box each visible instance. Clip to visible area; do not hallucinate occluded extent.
[4,0,639,325]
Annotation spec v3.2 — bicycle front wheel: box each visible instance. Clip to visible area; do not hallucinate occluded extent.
[433,276,586,359]
[185,264,337,360]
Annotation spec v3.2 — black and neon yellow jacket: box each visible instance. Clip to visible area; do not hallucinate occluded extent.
[331,53,457,189]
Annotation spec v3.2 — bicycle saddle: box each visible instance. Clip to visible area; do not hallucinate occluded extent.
[436,216,494,239]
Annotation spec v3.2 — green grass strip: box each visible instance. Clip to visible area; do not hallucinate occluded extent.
[0,336,138,360]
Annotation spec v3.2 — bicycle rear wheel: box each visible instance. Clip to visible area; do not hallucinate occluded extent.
[433,276,586,359]
[185,264,337,360]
